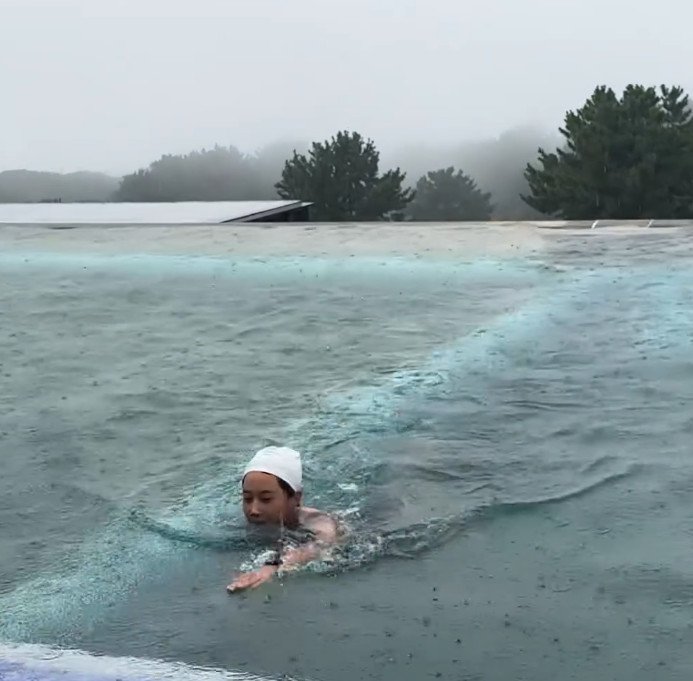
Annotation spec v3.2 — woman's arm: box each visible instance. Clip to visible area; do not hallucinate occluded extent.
[280,514,338,570]
[227,515,339,593]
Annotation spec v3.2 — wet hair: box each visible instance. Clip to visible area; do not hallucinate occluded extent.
[276,476,296,498]
[242,473,296,497]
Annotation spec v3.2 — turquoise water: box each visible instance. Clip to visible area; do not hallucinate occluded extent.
[1,230,693,680]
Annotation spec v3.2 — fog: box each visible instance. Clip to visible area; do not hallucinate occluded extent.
[2,0,692,177]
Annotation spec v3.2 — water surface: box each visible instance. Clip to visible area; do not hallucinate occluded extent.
[1,226,692,680]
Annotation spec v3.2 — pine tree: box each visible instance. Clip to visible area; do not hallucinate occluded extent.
[407,167,493,221]
[276,131,413,221]
[523,85,693,219]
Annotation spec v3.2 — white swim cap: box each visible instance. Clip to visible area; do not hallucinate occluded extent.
[243,446,303,493]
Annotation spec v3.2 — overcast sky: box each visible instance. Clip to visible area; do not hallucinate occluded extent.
[2,0,692,174]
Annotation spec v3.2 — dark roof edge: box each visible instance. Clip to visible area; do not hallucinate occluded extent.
[221,201,312,223]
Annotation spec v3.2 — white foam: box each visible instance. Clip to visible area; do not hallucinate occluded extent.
[0,642,295,681]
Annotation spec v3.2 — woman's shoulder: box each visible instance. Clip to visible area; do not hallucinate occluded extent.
[299,507,339,542]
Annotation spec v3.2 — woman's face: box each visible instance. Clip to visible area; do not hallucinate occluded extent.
[242,472,300,526]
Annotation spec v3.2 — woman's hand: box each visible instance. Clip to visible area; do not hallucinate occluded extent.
[226,565,277,593]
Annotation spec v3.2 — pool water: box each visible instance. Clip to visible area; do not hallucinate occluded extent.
[1,227,693,681]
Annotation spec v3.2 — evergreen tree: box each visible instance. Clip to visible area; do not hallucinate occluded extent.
[407,167,493,221]
[523,85,693,219]
[276,131,413,220]
[115,145,268,201]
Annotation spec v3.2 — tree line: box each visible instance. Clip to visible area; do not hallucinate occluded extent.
[113,136,499,221]
[113,83,693,221]
[0,170,118,204]
[4,83,692,220]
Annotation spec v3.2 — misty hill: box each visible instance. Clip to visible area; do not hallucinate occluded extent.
[0,170,119,203]
[113,131,552,220]
[389,126,558,220]
[114,142,306,202]
[0,129,556,220]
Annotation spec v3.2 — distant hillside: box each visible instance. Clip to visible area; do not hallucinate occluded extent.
[0,170,120,203]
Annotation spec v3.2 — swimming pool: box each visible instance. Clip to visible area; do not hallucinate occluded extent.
[1,224,692,680]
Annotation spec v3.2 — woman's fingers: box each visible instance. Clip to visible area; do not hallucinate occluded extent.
[227,569,268,593]
[227,574,251,592]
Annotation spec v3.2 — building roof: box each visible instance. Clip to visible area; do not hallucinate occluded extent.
[0,200,310,225]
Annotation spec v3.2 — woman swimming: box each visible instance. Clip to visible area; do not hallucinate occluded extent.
[227,446,339,593]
